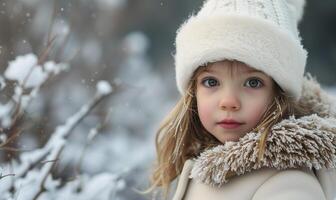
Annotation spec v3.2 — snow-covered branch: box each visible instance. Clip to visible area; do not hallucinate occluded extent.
[10,81,113,200]
[0,53,68,130]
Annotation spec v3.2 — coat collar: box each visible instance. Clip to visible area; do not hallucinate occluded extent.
[190,75,336,187]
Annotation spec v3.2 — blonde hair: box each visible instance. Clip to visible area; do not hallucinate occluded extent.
[147,60,309,199]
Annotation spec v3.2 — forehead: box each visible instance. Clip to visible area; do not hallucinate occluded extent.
[203,60,261,74]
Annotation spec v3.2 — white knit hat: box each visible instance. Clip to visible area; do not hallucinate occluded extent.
[174,0,307,100]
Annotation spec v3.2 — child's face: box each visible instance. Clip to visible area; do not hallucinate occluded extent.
[196,61,275,143]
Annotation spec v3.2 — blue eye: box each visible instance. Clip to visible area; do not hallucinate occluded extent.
[245,78,263,88]
[202,77,219,88]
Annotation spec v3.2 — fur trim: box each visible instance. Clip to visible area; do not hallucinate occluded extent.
[299,74,336,118]
[190,76,336,187]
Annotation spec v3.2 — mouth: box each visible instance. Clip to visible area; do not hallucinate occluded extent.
[217,119,244,129]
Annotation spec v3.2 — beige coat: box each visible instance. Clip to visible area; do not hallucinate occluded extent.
[172,76,336,200]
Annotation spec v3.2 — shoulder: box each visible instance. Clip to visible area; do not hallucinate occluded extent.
[252,168,326,200]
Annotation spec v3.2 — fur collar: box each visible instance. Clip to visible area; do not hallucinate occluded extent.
[190,75,336,187]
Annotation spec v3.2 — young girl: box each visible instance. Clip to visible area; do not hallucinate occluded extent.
[149,0,336,199]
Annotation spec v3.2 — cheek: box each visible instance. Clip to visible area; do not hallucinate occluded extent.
[244,96,271,124]
[248,106,266,123]
[197,97,214,126]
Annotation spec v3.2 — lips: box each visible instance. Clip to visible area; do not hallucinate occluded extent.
[217,119,244,129]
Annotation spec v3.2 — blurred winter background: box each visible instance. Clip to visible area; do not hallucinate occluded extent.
[0,0,335,200]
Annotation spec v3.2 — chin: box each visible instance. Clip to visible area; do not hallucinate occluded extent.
[218,135,240,143]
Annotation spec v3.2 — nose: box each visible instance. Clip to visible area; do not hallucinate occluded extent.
[219,89,241,111]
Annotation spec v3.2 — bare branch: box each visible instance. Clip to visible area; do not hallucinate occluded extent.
[75,109,112,177]
[0,173,15,180]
